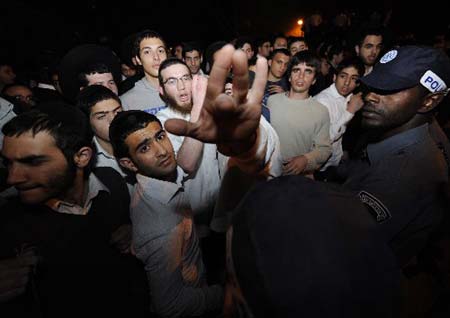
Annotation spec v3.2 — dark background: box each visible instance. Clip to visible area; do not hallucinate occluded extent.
[1,0,449,69]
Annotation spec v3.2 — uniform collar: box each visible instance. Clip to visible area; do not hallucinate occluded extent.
[366,124,429,164]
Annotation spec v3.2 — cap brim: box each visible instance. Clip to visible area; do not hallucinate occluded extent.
[360,70,416,92]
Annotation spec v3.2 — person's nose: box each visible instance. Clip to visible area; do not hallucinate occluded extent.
[7,163,26,186]
[154,140,168,157]
[365,92,381,104]
[344,77,351,86]
[177,78,186,90]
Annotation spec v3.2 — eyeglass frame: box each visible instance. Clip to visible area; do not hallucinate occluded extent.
[162,74,193,87]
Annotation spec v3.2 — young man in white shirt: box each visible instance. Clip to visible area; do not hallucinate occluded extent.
[109,46,281,317]
[314,58,365,175]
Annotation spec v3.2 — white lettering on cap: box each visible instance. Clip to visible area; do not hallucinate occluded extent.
[380,50,397,64]
[420,70,447,93]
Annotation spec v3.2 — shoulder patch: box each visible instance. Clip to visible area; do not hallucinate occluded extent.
[358,191,391,223]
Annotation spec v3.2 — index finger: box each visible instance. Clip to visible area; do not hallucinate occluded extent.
[247,56,268,105]
[231,49,249,104]
[206,44,234,103]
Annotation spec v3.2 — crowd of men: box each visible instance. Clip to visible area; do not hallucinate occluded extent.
[1,14,450,318]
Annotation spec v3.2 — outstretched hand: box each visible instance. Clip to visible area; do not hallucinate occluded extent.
[164,45,268,156]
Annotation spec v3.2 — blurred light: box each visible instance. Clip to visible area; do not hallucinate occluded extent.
[297,19,304,26]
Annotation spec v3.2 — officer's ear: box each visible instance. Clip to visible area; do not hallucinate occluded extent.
[418,89,449,113]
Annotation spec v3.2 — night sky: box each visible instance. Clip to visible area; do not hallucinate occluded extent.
[1,0,448,69]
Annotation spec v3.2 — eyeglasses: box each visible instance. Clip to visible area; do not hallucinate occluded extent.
[162,74,192,87]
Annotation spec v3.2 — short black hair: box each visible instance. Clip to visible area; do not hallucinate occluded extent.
[286,51,321,79]
[355,26,384,47]
[288,37,308,48]
[2,102,93,172]
[269,48,290,61]
[77,62,114,88]
[132,29,167,58]
[109,110,162,159]
[336,58,365,78]
[182,42,202,59]
[158,57,191,87]
[76,84,121,116]
[272,33,287,46]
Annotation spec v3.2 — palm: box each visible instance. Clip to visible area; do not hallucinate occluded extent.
[165,45,268,155]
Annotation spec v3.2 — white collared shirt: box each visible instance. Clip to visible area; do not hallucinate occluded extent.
[157,107,282,217]
[314,83,354,169]
[46,173,110,215]
[131,166,223,316]
[93,137,127,177]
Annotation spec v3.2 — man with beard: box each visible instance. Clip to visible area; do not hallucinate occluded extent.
[156,54,281,232]
[0,103,149,317]
[110,46,281,317]
[182,43,204,76]
[354,27,384,75]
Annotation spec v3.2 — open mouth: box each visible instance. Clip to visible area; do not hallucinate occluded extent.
[179,94,190,102]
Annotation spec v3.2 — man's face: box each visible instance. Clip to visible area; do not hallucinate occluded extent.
[159,63,193,114]
[361,86,423,133]
[1,131,75,205]
[121,63,136,78]
[137,37,168,78]
[273,37,288,49]
[3,85,35,108]
[0,65,16,85]
[258,41,271,58]
[356,35,383,67]
[241,43,254,60]
[90,98,122,142]
[184,50,202,75]
[334,66,360,97]
[124,121,176,180]
[289,62,316,94]
[289,41,308,56]
[85,72,118,95]
[269,52,290,79]
[174,45,183,60]
[320,58,331,76]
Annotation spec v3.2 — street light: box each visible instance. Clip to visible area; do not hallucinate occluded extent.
[297,19,304,37]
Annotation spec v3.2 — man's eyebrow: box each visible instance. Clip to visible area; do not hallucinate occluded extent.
[92,110,108,116]
[17,155,48,163]
[135,138,151,152]
[92,105,121,116]
[141,45,165,51]
[134,129,164,152]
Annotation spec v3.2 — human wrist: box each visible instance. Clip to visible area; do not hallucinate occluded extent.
[218,130,258,157]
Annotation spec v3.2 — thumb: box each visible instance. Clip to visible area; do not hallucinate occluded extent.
[164,118,194,137]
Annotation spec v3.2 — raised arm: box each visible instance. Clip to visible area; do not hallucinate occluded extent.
[164,45,268,157]
[176,75,207,175]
